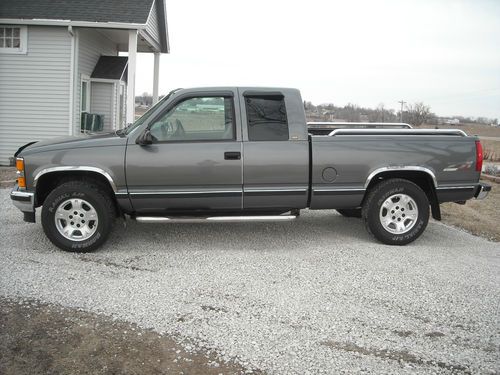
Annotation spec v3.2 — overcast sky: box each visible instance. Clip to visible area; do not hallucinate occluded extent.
[134,0,500,119]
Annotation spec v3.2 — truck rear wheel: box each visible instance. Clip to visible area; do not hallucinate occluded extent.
[362,178,429,245]
[41,180,115,252]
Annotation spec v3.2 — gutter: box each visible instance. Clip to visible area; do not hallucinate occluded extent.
[0,18,147,30]
[68,25,75,135]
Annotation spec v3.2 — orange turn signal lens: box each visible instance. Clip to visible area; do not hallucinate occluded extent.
[16,158,24,172]
[17,177,26,188]
[16,158,26,188]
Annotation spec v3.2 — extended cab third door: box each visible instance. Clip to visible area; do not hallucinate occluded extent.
[239,88,309,211]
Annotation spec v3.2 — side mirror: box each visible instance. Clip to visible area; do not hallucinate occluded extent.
[136,129,153,145]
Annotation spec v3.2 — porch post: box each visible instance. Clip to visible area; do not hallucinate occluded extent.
[153,52,160,104]
[126,30,138,124]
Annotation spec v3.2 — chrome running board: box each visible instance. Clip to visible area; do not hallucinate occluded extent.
[135,215,298,223]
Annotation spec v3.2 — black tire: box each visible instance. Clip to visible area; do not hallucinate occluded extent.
[41,180,115,252]
[336,208,362,218]
[362,178,429,245]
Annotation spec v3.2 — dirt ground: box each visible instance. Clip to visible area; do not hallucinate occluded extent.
[0,167,16,188]
[421,122,500,137]
[440,179,499,242]
[0,297,256,375]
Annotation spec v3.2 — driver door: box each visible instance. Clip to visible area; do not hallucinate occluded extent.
[125,92,243,212]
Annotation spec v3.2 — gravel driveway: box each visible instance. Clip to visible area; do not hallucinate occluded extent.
[0,188,499,374]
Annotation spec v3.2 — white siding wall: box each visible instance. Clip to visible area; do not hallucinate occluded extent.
[0,26,71,165]
[74,29,118,133]
[90,82,115,131]
[145,0,160,45]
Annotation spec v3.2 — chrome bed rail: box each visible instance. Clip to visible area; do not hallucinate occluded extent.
[328,128,467,137]
[307,122,413,129]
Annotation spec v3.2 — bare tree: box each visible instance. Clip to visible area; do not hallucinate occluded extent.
[405,102,431,126]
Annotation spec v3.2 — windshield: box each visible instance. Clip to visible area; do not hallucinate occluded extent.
[118,89,181,136]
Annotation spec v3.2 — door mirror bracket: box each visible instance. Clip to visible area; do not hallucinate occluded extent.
[136,130,153,145]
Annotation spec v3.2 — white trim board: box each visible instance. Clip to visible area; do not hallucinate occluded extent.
[0,18,146,30]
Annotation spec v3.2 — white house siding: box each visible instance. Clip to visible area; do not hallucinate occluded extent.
[0,26,71,165]
[74,28,118,134]
[90,82,115,132]
[145,1,160,46]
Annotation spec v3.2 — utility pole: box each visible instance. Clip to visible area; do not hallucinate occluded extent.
[398,100,406,122]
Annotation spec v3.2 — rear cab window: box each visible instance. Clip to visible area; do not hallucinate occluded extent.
[245,94,289,141]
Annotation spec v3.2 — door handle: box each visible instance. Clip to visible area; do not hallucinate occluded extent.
[224,151,241,160]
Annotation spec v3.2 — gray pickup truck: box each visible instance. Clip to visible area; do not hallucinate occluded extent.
[11,87,490,252]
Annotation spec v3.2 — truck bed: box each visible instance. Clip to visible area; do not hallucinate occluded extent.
[309,131,479,209]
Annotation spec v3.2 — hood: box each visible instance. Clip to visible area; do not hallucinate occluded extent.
[17,132,126,156]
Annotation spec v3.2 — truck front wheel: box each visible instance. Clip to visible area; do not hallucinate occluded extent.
[41,180,115,252]
[362,178,429,245]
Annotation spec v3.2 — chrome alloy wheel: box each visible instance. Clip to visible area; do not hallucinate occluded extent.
[379,193,419,234]
[54,198,98,241]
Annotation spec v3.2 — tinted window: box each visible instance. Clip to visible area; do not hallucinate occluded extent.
[245,95,289,141]
[149,97,234,142]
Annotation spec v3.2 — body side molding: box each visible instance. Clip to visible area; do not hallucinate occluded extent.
[364,166,438,189]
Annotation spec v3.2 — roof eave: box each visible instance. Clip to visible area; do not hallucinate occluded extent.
[156,0,170,53]
[0,18,147,30]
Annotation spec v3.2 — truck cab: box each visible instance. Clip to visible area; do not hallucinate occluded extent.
[125,87,310,214]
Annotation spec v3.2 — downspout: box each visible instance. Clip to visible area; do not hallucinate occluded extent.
[68,25,75,135]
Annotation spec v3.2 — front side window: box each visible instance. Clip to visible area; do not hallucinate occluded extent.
[0,26,27,54]
[245,95,289,141]
[149,96,234,142]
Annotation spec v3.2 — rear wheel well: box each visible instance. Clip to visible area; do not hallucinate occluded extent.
[364,171,440,220]
[35,171,120,216]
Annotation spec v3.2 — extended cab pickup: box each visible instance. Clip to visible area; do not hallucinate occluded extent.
[11,87,491,252]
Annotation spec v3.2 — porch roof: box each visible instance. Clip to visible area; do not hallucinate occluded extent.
[0,0,169,53]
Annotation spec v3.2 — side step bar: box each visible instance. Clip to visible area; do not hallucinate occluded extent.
[135,215,298,223]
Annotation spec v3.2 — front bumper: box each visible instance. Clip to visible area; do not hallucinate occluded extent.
[474,183,491,200]
[11,185,36,222]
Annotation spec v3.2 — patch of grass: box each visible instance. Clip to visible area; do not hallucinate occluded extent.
[482,140,500,162]
[440,180,499,242]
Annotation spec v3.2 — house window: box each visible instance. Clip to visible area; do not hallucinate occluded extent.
[81,81,90,112]
[0,26,27,54]
[80,75,91,114]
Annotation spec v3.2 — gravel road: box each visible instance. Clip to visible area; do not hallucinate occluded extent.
[0,188,499,374]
